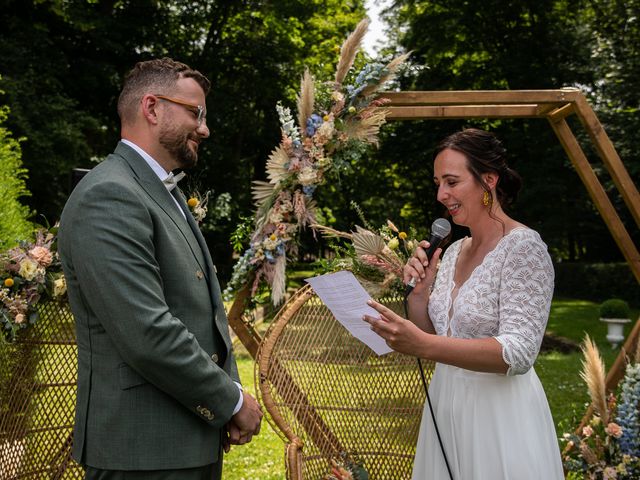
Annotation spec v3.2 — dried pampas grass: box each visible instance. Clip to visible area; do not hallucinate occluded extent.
[580,334,609,424]
[343,108,389,146]
[335,19,369,86]
[297,69,315,133]
[311,224,353,240]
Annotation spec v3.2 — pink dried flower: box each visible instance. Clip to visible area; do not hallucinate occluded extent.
[582,425,594,437]
[603,466,618,479]
[29,246,53,266]
[605,422,623,438]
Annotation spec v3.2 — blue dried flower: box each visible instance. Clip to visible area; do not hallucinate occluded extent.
[305,113,323,137]
[302,185,316,197]
[617,363,640,457]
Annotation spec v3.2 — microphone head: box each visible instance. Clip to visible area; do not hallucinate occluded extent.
[431,218,452,239]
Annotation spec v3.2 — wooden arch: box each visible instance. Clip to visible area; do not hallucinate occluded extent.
[229,88,640,390]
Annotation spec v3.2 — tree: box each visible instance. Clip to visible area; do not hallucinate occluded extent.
[360,0,631,261]
[0,0,366,276]
[0,94,33,250]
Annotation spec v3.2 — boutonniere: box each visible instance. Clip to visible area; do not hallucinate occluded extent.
[187,190,210,224]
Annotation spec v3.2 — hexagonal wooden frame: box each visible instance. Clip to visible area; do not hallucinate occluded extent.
[229,88,640,388]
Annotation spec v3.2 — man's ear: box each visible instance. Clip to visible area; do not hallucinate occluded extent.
[140,94,160,125]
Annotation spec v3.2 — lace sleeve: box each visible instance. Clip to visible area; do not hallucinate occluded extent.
[494,232,554,376]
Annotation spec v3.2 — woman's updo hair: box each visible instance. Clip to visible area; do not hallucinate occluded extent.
[434,128,522,208]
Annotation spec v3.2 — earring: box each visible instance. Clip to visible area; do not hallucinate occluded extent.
[482,191,490,207]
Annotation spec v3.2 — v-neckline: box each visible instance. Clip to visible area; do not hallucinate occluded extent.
[452,227,527,292]
[445,227,528,335]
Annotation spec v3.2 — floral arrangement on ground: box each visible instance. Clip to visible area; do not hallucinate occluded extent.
[324,453,368,480]
[562,335,640,479]
[223,19,409,305]
[0,226,67,341]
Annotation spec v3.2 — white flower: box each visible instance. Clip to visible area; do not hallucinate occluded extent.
[316,120,335,138]
[262,236,279,251]
[297,166,317,186]
[18,258,39,281]
[269,210,284,224]
[193,206,207,222]
[53,276,67,297]
[279,200,293,213]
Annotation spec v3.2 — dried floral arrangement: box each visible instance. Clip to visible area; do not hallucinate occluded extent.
[224,19,409,305]
[312,202,419,298]
[562,335,640,479]
[324,453,368,480]
[0,226,67,341]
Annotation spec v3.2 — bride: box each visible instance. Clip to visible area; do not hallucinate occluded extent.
[364,128,564,479]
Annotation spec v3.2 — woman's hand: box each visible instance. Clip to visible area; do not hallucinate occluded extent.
[363,299,430,357]
[403,241,442,296]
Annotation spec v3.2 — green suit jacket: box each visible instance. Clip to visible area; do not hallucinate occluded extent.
[59,142,240,471]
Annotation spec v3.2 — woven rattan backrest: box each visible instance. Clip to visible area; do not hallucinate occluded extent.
[0,301,83,479]
[257,284,433,480]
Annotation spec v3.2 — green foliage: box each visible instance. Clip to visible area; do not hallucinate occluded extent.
[554,262,640,307]
[1,0,637,280]
[0,0,365,238]
[0,98,33,250]
[229,216,254,254]
[599,298,631,319]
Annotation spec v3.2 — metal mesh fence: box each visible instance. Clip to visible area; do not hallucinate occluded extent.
[0,301,83,479]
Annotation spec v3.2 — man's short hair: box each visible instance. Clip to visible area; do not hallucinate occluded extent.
[117,57,210,124]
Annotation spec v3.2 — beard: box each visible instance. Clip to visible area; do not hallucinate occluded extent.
[159,122,199,169]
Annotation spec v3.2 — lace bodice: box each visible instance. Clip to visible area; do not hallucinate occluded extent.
[428,228,554,375]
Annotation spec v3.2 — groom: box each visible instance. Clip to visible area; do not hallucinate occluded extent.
[59,58,262,479]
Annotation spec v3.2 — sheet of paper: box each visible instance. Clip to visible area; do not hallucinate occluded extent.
[305,270,393,356]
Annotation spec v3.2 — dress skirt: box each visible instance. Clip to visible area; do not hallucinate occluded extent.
[411,363,564,480]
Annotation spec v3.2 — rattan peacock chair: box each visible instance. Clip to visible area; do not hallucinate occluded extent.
[256,284,434,479]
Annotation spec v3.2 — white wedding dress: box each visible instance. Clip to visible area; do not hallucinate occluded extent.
[411,228,564,480]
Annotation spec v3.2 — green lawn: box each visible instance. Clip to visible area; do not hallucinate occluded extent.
[223,354,287,479]
[223,297,639,479]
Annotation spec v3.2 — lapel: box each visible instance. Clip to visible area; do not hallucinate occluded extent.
[171,187,215,283]
[114,142,207,276]
[113,142,231,350]
[173,184,232,350]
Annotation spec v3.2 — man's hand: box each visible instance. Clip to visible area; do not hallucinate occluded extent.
[224,392,262,452]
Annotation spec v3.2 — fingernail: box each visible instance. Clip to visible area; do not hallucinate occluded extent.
[367,299,373,305]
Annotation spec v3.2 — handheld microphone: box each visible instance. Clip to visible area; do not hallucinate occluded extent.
[405,218,451,296]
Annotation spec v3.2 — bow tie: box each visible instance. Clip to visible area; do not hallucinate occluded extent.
[163,171,186,191]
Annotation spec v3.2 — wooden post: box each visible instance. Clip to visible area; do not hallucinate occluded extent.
[547,116,640,285]
[227,281,262,358]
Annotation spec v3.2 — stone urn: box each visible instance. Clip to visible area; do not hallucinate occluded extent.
[599,298,631,349]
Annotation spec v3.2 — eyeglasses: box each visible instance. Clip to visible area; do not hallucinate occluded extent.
[155,94,206,126]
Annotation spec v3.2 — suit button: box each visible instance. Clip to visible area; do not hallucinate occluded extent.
[196,270,204,279]
[211,353,219,363]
